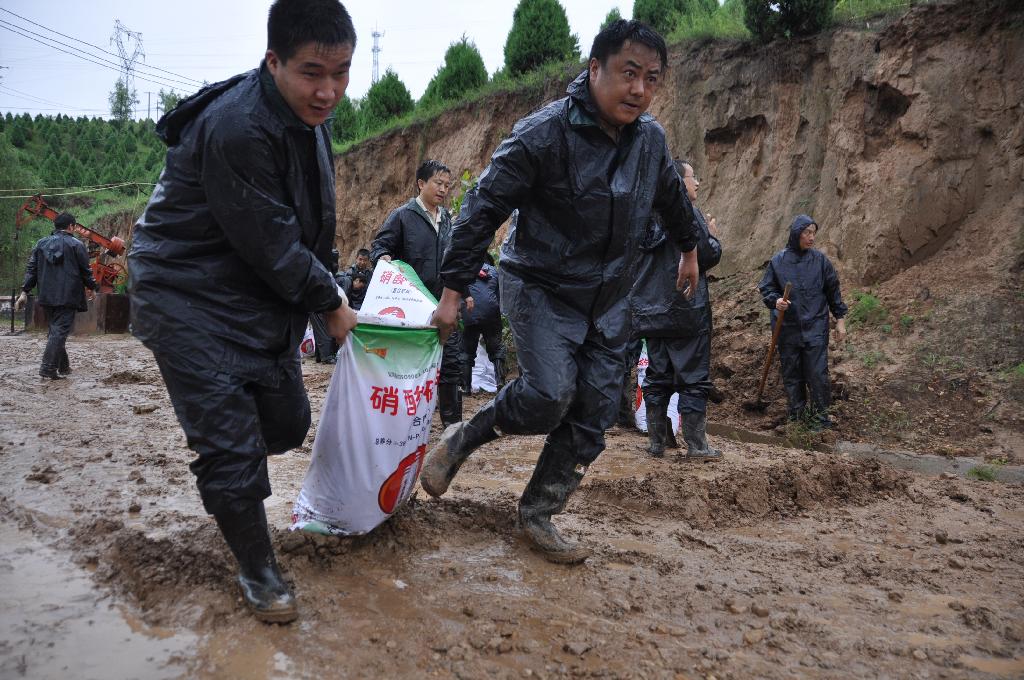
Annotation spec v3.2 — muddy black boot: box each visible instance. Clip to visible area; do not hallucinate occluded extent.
[493,358,508,389]
[438,383,463,427]
[213,502,298,624]
[681,411,722,462]
[518,446,591,565]
[617,370,637,429]
[644,397,669,458]
[421,401,499,497]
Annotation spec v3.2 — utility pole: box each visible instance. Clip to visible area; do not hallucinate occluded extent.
[371,28,384,84]
[111,20,145,119]
[146,91,153,119]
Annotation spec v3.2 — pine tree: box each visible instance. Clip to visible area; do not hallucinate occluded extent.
[503,0,580,77]
[421,36,488,106]
[600,7,623,31]
[361,69,414,131]
[331,95,359,143]
[109,78,139,123]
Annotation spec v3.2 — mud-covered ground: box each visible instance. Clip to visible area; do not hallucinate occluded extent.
[2,333,1023,680]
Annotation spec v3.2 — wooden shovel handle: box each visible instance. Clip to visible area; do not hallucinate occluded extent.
[756,282,792,399]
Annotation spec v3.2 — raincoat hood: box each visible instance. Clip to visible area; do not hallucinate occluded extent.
[787,214,817,251]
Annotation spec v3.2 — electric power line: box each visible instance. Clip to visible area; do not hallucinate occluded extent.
[0,7,204,88]
[0,182,157,200]
[0,22,198,92]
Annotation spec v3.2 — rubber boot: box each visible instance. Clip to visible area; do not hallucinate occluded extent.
[518,445,591,564]
[681,411,722,462]
[58,350,71,376]
[617,370,637,429]
[438,383,463,427]
[213,502,298,624]
[493,358,507,389]
[644,396,669,458]
[420,400,499,498]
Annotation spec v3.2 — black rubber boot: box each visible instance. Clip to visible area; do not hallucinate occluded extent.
[438,383,463,427]
[421,401,499,498]
[644,397,669,458]
[617,370,637,429]
[213,502,298,624]
[518,445,591,565]
[58,350,71,376]
[493,358,507,389]
[681,411,722,462]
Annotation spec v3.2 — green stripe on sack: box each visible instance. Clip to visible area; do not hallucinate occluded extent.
[392,260,439,305]
[353,324,440,369]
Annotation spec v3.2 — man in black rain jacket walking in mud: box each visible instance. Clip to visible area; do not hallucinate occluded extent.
[758,215,848,431]
[631,160,723,461]
[420,20,700,564]
[16,211,99,379]
[128,0,358,623]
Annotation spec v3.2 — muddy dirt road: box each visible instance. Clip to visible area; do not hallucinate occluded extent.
[2,333,1022,679]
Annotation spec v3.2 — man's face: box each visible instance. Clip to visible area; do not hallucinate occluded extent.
[799,224,818,250]
[356,254,371,270]
[417,171,451,211]
[266,41,353,127]
[681,163,699,202]
[588,41,663,130]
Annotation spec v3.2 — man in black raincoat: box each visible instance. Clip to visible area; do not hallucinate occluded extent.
[758,215,847,431]
[127,0,357,623]
[420,20,700,564]
[16,212,99,379]
[371,159,465,426]
[460,253,507,391]
[632,160,722,460]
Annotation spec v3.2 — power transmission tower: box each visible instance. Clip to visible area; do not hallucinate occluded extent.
[110,19,145,99]
[371,28,384,84]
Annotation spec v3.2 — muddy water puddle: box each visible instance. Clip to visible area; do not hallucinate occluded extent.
[0,520,195,680]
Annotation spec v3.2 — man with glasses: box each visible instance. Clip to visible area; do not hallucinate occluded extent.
[421,20,700,564]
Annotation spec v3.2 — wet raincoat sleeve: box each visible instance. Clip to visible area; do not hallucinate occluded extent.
[823,258,847,319]
[758,259,783,309]
[653,150,699,255]
[201,125,341,314]
[21,245,38,293]
[74,239,99,291]
[370,209,402,262]
[441,136,538,296]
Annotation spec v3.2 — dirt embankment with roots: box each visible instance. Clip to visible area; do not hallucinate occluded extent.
[332,0,1023,459]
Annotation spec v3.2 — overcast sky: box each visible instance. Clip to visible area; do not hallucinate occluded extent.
[0,0,624,120]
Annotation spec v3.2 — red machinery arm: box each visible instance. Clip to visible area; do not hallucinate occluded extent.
[16,194,126,256]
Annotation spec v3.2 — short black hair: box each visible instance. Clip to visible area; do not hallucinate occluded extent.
[674,158,691,173]
[356,248,370,258]
[416,159,451,185]
[54,212,75,230]
[353,272,369,283]
[268,0,356,64]
[590,19,668,71]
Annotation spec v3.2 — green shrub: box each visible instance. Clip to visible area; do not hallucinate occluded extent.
[421,36,488,106]
[847,290,888,326]
[504,0,580,77]
[633,0,717,35]
[331,96,359,143]
[742,0,834,43]
[361,69,414,132]
[899,314,914,330]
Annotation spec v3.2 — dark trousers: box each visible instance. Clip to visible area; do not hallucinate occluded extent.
[40,305,76,376]
[617,337,644,423]
[495,317,625,466]
[778,342,831,423]
[309,312,337,361]
[642,334,712,415]
[439,329,463,386]
[461,321,506,385]
[153,353,311,515]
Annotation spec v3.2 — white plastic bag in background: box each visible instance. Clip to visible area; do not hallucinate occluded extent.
[470,343,498,393]
[634,343,680,434]
[291,260,442,535]
[299,323,316,358]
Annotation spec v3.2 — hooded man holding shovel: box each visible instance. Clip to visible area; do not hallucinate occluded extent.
[758,215,847,431]
[421,19,700,564]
